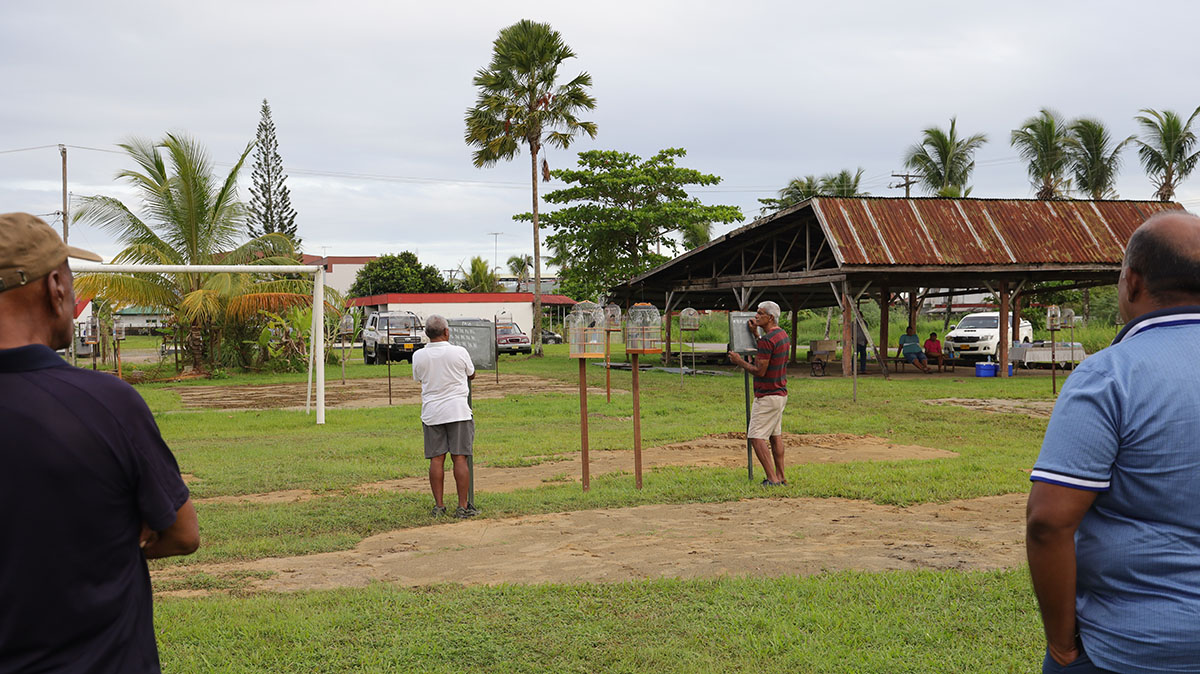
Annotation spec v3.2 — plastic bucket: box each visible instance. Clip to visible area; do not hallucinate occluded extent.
[975,362,997,377]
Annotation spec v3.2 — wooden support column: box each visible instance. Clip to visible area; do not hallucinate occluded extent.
[663,291,674,366]
[999,281,1010,378]
[841,284,853,377]
[790,299,799,364]
[908,289,919,329]
[879,285,890,370]
[1011,291,1022,341]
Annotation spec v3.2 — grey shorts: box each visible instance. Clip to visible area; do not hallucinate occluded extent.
[422,419,475,459]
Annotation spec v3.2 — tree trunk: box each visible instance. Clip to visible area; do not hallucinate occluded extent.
[944,291,954,331]
[823,307,832,339]
[188,323,204,372]
[1081,287,1090,324]
[530,145,543,357]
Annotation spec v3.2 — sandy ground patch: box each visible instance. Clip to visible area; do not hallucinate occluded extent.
[194,433,956,505]
[159,492,1025,593]
[924,398,1056,418]
[171,373,619,412]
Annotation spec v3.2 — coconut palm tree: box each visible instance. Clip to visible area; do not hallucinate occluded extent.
[459,256,503,293]
[465,19,598,355]
[1069,118,1134,200]
[507,253,532,291]
[74,133,306,371]
[1011,109,1074,200]
[1134,106,1200,201]
[903,117,988,196]
[820,168,869,197]
[757,175,821,214]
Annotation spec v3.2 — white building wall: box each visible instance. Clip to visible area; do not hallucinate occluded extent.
[323,262,370,296]
[380,301,535,333]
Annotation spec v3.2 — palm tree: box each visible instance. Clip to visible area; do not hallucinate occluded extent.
[819,168,869,197]
[507,253,532,291]
[465,20,598,356]
[1134,106,1200,201]
[74,133,305,371]
[1069,118,1134,200]
[1011,109,1074,200]
[459,256,503,293]
[903,117,988,196]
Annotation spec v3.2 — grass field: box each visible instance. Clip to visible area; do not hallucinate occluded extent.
[143,344,1062,671]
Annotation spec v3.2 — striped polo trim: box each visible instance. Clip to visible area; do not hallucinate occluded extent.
[1117,313,1200,343]
[1030,469,1110,491]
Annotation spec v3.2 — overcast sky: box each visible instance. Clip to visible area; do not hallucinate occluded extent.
[3,1,1198,277]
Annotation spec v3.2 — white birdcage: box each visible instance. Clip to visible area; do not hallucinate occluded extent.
[679,307,700,332]
[1047,305,1062,331]
[625,303,662,354]
[568,301,607,358]
[113,320,126,341]
[604,303,622,332]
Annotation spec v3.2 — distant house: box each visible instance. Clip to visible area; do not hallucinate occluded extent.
[348,292,577,332]
[114,306,170,334]
[302,254,378,296]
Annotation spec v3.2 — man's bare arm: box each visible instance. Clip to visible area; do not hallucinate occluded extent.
[1026,482,1098,665]
[142,499,199,559]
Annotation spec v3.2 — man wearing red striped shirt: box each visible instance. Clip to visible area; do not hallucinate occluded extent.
[728,301,790,486]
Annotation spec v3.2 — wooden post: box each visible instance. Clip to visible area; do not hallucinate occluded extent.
[908,289,919,329]
[879,286,890,372]
[790,302,799,364]
[999,281,1010,378]
[632,352,642,489]
[604,331,611,403]
[744,369,753,482]
[664,310,672,366]
[579,358,590,491]
[841,285,853,377]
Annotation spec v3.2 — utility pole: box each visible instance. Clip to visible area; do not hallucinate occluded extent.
[60,144,68,242]
[487,231,502,275]
[890,172,918,199]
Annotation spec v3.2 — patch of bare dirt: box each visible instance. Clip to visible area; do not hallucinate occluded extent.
[924,398,1056,418]
[194,433,956,505]
[171,373,620,412]
[158,493,1025,593]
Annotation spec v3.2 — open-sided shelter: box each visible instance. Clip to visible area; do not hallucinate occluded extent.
[609,197,1185,376]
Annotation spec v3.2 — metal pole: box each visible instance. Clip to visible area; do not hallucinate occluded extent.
[579,358,590,491]
[467,380,475,510]
[1051,332,1057,395]
[744,369,753,482]
[315,268,325,425]
[633,352,643,489]
[60,145,68,243]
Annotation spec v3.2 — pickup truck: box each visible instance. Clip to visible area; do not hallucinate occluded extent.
[944,311,1032,359]
[362,310,426,364]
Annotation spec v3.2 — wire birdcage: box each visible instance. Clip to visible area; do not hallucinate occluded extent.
[568,301,607,358]
[1046,305,1061,331]
[625,303,662,354]
[604,303,622,332]
[679,307,700,332]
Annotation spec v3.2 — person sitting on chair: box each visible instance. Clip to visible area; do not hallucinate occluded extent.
[897,325,933,374]
[924,331,946,372]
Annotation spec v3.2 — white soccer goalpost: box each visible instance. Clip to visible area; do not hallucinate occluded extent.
[70,262,328,425]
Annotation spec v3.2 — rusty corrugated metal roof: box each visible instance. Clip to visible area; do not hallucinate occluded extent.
[814,197,1184,265]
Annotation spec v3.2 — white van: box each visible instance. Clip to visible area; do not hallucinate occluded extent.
[945,312,1033,358]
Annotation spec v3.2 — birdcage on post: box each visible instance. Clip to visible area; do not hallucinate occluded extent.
[625,303,662,355]
[568,301,606,359]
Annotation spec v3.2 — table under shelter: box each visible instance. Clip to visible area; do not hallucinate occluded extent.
[608,196,1184,377]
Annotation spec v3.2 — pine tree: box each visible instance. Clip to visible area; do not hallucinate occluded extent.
[248,99,299,245]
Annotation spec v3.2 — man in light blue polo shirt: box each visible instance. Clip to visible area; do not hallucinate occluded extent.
[1027,211,1200,674]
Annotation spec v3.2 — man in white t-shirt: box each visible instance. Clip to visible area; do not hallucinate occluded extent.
[411,315,477,518]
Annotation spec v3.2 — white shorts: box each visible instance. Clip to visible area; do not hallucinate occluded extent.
[747,394,787,439]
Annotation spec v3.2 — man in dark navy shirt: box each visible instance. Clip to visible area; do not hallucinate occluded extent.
[0,213,198,673]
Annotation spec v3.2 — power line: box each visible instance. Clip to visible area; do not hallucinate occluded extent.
[0,144,59,155]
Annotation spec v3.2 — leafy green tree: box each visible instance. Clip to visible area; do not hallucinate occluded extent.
[74,133,305,372]
[1069,118,1133,200]
[459,256,504,292]
[347,252,452,297]
[520,148,742,301]
[465,19,598,355]
[1011,108,1074,199]
[1134,106,1200,201]
[507,253,532,291]
[248,99,299,244]
[903,117,988,196]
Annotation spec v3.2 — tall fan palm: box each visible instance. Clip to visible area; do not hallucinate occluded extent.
[1134,106,1200,201]
[507,253,532,291]
[1011,109,1074,200]
[74,133,306,371]
[1069,118,1134,200]
[465,19,598,355]
[904,117,988,196]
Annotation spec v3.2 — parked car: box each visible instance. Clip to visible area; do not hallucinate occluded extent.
[944,311,1032,359]
[362,310,426,364]
[496,322,532,354]
[541,328,564,344]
